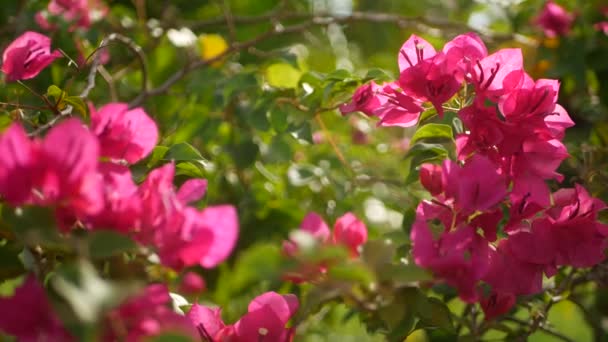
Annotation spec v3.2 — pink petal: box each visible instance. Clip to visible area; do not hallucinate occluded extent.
[177,179,208,204]
[300,212,331,242]
[197,205,239,268]
[332,212,367,256]
[398,34,436,72]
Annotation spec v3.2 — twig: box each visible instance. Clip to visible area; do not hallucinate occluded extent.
[80,33,148,100]
[219,0,237,43]
[503,317,575,342]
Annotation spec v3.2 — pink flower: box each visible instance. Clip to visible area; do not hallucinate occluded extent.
[411,207,491,302]
[284,212,367,257]
[189,292,299,342]
[419,163,443,196]
[36,0,107,31]
[0,275,73,342]
[595,21,608,35]
[469,48,523,101]
[397,35,461,117]
[179,271,207,294]
[339,81,383,117]
[441,155,507,215]
[480,292,516,321]
[84,162,142,232]
[534,1,575,38]
[104,284,197,341]
[1,31,62,82]
[442,32,488,82]
[333,212,368,257]
[0,119,103,226]
[484,239,544,296]
[90,103,159,164]
[136,163,239,270]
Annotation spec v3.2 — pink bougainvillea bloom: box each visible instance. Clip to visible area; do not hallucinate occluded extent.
[470,48,523,101]
[176,179,208,204]
[180,271,207,294]
[234,292,299,342]
[90,103,159,164]
[339,81,383,117]
[188,304,230,340]
[36,0,107,31]
[299,212,331,242]
[0,119,103,229]
[104,284,197,341]
[484,239,544,296]
[0,275,73,341]
[480,292,516,321]
[374,84,423,127]
[542,104,574,140]
[399,53,461,117]
[397,34,436,72]
[36,119,103,217]
[541,185,608,267]
[1,31,62,82]
[189,292,298,342]
[411,213,491,302]
[0,124,35,205]
[397,34,461,117]
[333,212,368,256]
[419,163,443,196]
[136,163,238,270]
[194,205,239,268]
[595,21,608,35]
[442,32,488,81]
[84,162,142,232]
[534,0,575,38]
[442,155,507,215]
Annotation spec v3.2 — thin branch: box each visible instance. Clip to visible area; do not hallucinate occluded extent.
[80,33,149,100]
[219,0,237,43]
[502,317,575,342]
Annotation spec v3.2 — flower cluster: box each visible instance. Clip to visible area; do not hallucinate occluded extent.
[342,32,608,319]
[0,275,298,341]
[35,0,107,31]
[0,102,238,270]
[189,292,299,341]
[282,212,367,282]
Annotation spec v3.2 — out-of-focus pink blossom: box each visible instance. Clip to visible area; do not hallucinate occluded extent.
[480,292,516,321]
[0,275,73,342]
[104,284,197,341]
[0,119,103,227]
[36,0,107,31]
[1,31,62,82]
[189,292,299,342]
[534,1,575,38]
[179,271,207,294]
[90,103,159,164]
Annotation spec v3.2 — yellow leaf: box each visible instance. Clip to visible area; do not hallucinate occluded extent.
[199,34,228,67]
[265,63,302,89]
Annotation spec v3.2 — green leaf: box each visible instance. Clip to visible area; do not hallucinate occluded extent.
[288,122,313,144]
[410,123,453,145]
[266,63,302,89]
[88,230,136,259]
[416,296,455,332]
[164,142,206,162]
[47,85,67,105]
[325,69,352,81]
[230,140,259,168]
[269,109,289,132]
[266,135,292,163]
[378,263,432,285]
[63,96,88,118]
[364,68,392,82]
[147,146,169,168]
[327,263,375,284]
